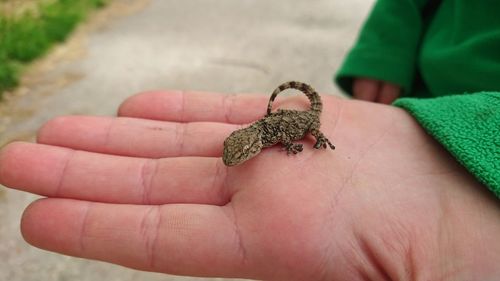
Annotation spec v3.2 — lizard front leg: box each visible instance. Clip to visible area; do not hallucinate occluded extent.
[311,129,335,150]
[280,135,304,155]
[284,142,303,154]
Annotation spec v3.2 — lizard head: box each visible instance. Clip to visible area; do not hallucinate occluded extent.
[222,127,263,166]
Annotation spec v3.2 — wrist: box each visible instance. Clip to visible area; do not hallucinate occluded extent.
[356,164,500,280]
[428,173,500,280]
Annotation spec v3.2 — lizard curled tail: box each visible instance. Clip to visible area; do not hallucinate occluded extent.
[266,81,322,115]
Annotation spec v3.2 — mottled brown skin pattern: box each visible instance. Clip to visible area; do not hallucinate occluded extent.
[223,81,335,166]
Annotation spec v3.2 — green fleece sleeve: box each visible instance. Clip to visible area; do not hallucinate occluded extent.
[394,93,500,197]
[336,0,429,95]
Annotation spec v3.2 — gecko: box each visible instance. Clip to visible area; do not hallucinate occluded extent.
[222,81,335,166]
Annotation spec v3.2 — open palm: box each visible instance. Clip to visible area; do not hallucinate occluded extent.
[1,90,498,280]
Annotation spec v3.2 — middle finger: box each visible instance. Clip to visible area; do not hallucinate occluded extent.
[0,142,230,205]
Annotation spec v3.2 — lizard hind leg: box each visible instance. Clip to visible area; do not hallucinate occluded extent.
[311,129,335,150]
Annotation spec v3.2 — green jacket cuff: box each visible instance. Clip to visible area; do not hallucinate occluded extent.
[394,92,500,197]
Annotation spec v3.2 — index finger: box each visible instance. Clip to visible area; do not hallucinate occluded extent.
[118,91,269,124]
[21,199,251,278]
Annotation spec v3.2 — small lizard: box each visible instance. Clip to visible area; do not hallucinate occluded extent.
[222,81,335,166]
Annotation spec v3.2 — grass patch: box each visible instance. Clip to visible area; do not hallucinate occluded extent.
[0,0,107,94]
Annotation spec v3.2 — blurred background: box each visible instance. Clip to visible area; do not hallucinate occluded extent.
[0,0,373,280]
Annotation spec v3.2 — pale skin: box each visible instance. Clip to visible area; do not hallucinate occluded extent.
[1,90,500,280]
[353,77,401,104]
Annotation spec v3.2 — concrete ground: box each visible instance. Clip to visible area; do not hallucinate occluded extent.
[0,0,374,280]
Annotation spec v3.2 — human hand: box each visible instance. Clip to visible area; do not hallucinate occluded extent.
[353,77,401,104]
[1,90,499,280]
